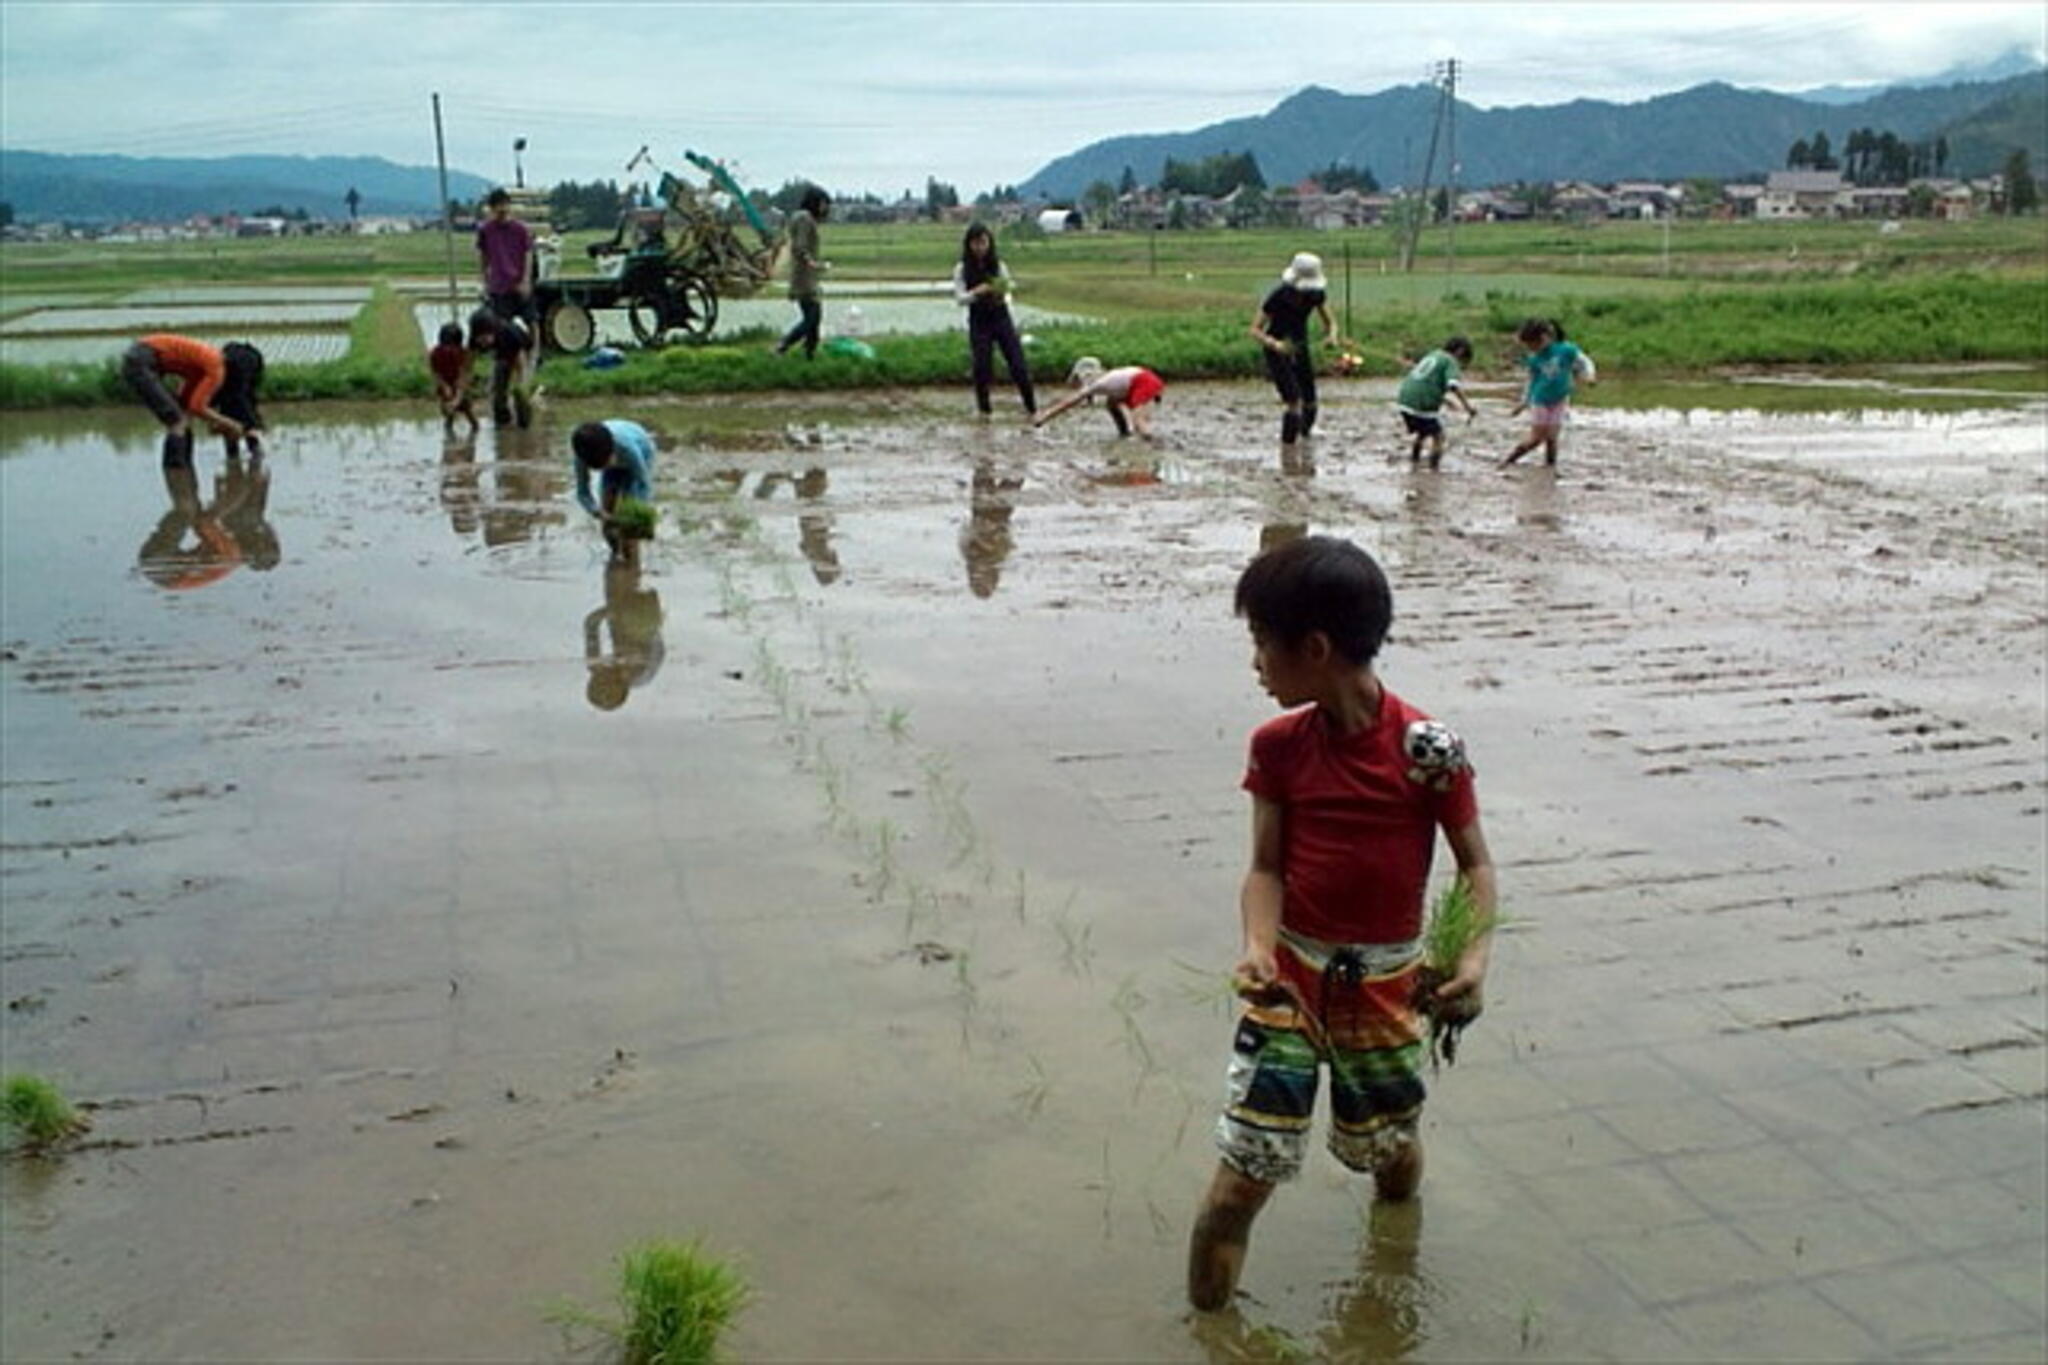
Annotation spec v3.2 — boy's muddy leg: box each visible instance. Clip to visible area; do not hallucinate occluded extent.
[1371,1133,1423,1201]
[1187,1161,1275,1311]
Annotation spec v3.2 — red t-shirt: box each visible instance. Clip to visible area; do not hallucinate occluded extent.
[429,343,468,387]
[1242,686,1479,945]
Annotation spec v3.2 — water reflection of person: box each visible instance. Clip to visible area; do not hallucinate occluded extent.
[752,467,841,583]
[137,461,242,590]
[1315,1200,1430,1363]
[961,459,1022,598]
[441,437,482,536]
[583,563,666,711]
[213,454,279,570]
[794,467,840,585]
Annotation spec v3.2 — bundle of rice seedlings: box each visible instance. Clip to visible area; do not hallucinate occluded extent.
[2,1074,90,1152]
[1413,879,1497,1069]
[550,1239,750,1365]
[612,498,658,541]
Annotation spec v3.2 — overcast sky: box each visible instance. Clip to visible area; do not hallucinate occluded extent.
[3,2,2042,197]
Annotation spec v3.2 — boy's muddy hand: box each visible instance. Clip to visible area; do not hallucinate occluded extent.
[1432,964,1485,1023]
[1232,950,1286,1004]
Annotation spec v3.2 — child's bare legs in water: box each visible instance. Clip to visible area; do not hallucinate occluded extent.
[1188,1138,1422,1311]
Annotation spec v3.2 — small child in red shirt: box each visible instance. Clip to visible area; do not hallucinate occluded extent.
[1187,534,1499,1313]
[429,323,479,436]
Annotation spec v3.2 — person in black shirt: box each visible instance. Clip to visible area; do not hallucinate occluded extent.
[1249,252,1340,452]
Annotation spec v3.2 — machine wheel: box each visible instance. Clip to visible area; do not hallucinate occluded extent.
[669,273,718,339]
[543,299,596,354]
[627,295,671,350]
[629,270,719,348]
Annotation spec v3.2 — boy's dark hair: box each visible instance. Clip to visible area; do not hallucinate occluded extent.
[217,342,265,430]
[437,322,464,347]
[572,421,616,469]
[1234,534,1393,667]
[486,187,512,208]
[1445,335,1473,362]
[799,185,831,217]
[466,307,499,350]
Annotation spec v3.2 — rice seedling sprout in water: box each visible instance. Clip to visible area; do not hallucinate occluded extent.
[549,1239,750,1365]
[611,497,658,541]
[2,1073,89,1151]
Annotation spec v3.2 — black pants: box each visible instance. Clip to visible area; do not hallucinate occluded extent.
[779,297,822,358]
[1264,343,1319,439]
[122,343,185,428]
[969,307,1035,414]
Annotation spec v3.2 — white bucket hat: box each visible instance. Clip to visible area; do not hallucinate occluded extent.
[1281,252,1327,291]
[1068,355,1105,386]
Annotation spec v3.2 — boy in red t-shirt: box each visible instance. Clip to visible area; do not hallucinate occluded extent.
[428,323,479,436]
[1187,534,1499,1313]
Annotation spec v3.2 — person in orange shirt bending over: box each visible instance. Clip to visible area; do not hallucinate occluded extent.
[121,335,267,465]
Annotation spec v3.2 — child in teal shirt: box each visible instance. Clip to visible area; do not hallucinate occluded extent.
[1502,318,1595,467]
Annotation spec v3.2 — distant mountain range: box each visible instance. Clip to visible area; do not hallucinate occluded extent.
[0,152,494,223]
[1018,66,2048,200]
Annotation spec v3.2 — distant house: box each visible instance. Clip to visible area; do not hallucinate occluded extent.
[1721,183,1765,219]
[1917,178,1976,221]
[1759,171,1847,220]
[1609,181,1680,219]
[1036,206,1082,234]
[1844,185,1909,219]
[1550,181,1612,220]
[353,215,414,235]
[1296,189,1376,230]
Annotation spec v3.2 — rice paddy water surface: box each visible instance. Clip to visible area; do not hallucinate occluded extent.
[2,382,2044,1361]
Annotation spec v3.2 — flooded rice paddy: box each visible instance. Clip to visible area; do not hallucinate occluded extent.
[2,379,2044,1361]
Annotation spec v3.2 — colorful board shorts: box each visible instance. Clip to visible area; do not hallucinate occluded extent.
[1527,400,1570,433]
[1214,929,1427,1184]
[1124,368,1165,408]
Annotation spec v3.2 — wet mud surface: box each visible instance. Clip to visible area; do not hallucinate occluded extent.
[3,382,2044,1361]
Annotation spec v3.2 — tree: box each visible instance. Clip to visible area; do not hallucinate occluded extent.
[1314,161,1380,195]
[1082,179,1118,228]
[1810,130,1836,171]
[0,201,13,229]
[924,176,959,220]
[344,186,361,221]
[1227,184,1267,228]
[2006,149,2038,215]
[1681,177,1723,217]
[1935,136,1950,177]
[1907,182,1936,217]
[1786,138,1811,170]
[1166,195,1190,230]
[1118,165,1137,196]
[1159,150,1264,197]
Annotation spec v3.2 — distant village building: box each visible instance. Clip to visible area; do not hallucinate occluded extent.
[1759,171,1848,220]
[1037,207,1083,233]
[1551,181,1612,220]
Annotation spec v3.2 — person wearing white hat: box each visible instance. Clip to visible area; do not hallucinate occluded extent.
[1250,252,1340,451]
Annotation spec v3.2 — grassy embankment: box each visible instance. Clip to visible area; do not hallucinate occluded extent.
[3,217,2043,409]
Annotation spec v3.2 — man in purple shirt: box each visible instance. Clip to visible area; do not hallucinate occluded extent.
[476,187,537,391]
[478,187,536,312]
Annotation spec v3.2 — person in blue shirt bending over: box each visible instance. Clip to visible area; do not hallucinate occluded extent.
[572,419,656,564]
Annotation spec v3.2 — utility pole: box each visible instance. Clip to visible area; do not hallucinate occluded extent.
[1402,59,1455,274]
[432,93,459,325]
[1444,58,1460,281]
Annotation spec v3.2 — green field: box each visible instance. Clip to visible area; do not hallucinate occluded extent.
[3,216,2044,409]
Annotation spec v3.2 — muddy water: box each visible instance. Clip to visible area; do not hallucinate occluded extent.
[3,385,2044,1362]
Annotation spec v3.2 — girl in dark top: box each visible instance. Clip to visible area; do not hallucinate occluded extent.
[1250,252,1340,450]
[952,222,1035,418]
